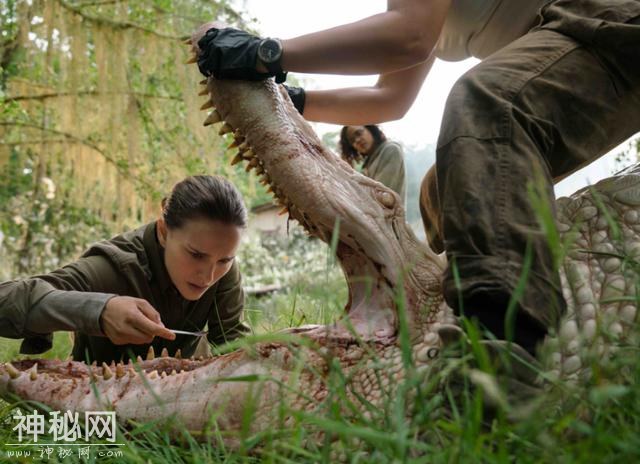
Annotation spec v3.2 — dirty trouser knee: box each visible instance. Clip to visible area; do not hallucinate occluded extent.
[435,0,640,349]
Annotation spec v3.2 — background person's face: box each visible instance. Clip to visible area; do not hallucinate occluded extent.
[346,126,375,156]
[159,217,241,301]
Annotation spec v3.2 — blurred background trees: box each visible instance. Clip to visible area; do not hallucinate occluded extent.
[0,0,273,277]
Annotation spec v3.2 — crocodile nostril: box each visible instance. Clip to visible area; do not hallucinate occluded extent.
[377,191,395,209]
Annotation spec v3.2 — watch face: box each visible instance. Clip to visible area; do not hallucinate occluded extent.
[259,39,282,64]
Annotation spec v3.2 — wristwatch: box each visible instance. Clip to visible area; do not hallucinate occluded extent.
[257,38,287,83]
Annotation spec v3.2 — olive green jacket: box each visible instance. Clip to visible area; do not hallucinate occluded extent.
[0,222,247,363]
[362,140,406,206]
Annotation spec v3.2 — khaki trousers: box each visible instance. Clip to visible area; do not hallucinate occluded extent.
[420,0,640,351]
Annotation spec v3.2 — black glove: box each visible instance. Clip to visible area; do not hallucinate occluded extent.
[197,27,285,82]
[284,85,306,115]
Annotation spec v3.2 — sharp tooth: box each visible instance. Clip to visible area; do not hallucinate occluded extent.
[161,347,169,358]
[137,355,144,364]
[243,149,255,159]
[255,165,265,176]
[198,87,209,96]
[278,207,289,216]
[91,361,97,367]
[175,349,182,359]
[102,363,113,380]
[5,363,20,379]
[182,38,192,45]
[229,136,245,149]
[218,123,233,135]
[200,99,214,110]
[248,158,259,168]
[148,370,159,379]
[267,186,274,194]
[170,369,177,376]
[185,55,198,64]
[128,368,136,377]
[116,364,125,378]
[203,110,222,126]
[233,129,243,138]
[199,79,208,85]
[231,153,244,166]
[259,178,269,186]
[147,346,155,361]
[237,142,249,153]
[28,364,38,381]
[161,371,167,378]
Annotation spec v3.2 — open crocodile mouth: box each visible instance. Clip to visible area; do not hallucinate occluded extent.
[198,77,445,341]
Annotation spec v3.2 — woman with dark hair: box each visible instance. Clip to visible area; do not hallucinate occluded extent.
[339,125,406,205]
[0,175,249,363]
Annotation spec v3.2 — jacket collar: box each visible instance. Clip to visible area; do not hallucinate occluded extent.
[143,221,174,292]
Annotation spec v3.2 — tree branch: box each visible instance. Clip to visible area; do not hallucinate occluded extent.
[0,121,154,191]
[56,0,182,40]
[5,90,181,102]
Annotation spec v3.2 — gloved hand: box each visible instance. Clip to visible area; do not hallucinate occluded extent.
[284,84,306,115]
[196,27,286,83]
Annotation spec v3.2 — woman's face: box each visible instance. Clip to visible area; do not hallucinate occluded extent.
[158,217,242,301]
[346,126,375,156]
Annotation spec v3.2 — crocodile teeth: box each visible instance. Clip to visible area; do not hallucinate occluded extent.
[229,137,244,149]
[175,349,182,359]
[161,371,167,378]
[278,207,289,216]
[243,149,255,159]
[199,79,208,86]
[198,87,209,96]
[102,363,113,380]
[5,363,20,379]
[204,110,222,126]
[218,123,233,135]
[28,364,38,381]
[147,346,155,361]
[161,347,169,358]
[115,364,125,378]
[185,55,197,64]
[237,142,249,153]
[136,355,144,364]
[259,178,269,186]
[230,153,244,166]
[267,186,274,194]
[170,369,177,376]
[146,370,158,380]
[200,99,214,110]
[182,38,192,45]
[255,165,265,176]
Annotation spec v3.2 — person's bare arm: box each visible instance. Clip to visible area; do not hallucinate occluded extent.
[281,0,450,75]
[302,57,434,124]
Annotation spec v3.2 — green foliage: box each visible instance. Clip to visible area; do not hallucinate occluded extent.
[0,0,259,276]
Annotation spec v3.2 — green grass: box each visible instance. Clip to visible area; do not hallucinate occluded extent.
[2,187,640,463]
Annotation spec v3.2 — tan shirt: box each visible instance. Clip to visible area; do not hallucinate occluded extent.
[436,0,549,61]
[362,140,406,206]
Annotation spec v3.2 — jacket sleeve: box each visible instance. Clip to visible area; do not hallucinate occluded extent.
[371,143,406,198]
[207,261,249,346]
[0,254,119,353]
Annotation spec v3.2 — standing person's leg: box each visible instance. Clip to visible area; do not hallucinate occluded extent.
[433,3,640,355]
[420,165,444,254]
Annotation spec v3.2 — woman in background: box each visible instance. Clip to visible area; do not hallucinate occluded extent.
[339,124,406,206]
